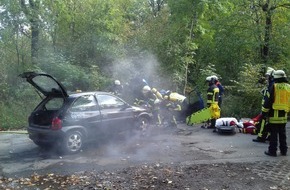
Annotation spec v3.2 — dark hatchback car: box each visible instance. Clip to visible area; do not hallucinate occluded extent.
[20,72,151,154]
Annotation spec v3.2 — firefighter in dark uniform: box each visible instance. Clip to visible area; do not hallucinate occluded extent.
[206,76,220,129]
[135,85,162,125]
[109,80,123,97]
[211,75,224,108]
[253,67,275,142]
[262,70,290,157]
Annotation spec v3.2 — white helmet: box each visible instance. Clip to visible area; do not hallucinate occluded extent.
[154,99,161,104]
[114,80,121,85]
[205,76,212,82]
[142,85,151,93]
[273,70,287,79]
[211,75,218,81]
[265,67,275,76]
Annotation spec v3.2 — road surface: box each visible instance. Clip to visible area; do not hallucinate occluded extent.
[1,123,290,180]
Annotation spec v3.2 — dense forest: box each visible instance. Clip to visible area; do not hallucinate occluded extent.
[0,0,289,129]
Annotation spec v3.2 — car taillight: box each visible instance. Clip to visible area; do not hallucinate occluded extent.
[51,117,62,130]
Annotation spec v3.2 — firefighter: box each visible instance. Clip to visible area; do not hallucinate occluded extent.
[262,70,290,157]
[135,85,162,125]
[163,91,188,122]
[211,75,224,108]
[253,67,275,143]
[160,95,178,128]
[109,80,123,97]
[202,76,220,130]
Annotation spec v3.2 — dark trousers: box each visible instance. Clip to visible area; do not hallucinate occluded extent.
[257,119,269,139]
[218,96,222,108]
[268,123,287,154]
[210,118,216,128]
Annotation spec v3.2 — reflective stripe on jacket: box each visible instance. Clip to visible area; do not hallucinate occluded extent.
[269,110,288,124]
[207,84,219,105]
[262,80,289,124]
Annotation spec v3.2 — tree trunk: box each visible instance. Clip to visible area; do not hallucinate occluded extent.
[21,0,40,65]
[261,2,271,63]
[31,20,39,64]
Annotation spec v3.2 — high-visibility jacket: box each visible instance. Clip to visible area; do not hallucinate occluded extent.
[207,84,219,106]
[262,80,290,124]
[166,92,187,103]
[272,83,290,112]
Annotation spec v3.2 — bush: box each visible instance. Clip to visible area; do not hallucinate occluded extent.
[221,93,261,119]
[220,63,264,119]
[0,83,41,130]
[0,101,35,130]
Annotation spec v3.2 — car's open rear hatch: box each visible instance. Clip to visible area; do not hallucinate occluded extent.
[19,72,68,98]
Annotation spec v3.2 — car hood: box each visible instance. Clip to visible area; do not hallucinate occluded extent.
[131,105,147,112]
[19,72,68,98]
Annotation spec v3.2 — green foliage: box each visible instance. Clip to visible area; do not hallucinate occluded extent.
[0,102,27,130]
[0,85,40,130]
[221,94,261,119]
[221,63,264,118]
[36,52,103,91]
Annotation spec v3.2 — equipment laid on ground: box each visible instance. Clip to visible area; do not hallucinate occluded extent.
[186,103,220,126]
[183,88,205,119]
[215,117,240,134]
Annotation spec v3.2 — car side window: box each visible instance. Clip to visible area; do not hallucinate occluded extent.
[70,95,99,112]
[44,98,64,110]
[97,94,125,109]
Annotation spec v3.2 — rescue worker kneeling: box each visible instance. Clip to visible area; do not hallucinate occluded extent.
[163,91,188,122]
[135,85,162,126]
[159,98,179,128]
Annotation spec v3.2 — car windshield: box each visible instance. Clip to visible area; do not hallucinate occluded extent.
[97,94,125,109]
[32,75,62,94]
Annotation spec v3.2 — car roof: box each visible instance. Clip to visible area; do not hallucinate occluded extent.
[68,91,117,98]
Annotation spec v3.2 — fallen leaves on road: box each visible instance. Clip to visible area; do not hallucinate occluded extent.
[0,162,286,190]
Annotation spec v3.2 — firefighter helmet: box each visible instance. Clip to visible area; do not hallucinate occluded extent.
[265,67,275,76]
[142,85,151,93]
[273,70,286,79]
[114,80,121,85]
[211,75,218,81]
[154,99,161,104]
[205,76,212,82]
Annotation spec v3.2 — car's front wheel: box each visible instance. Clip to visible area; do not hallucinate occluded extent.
[136,116,150,132]
[62,130,83,154]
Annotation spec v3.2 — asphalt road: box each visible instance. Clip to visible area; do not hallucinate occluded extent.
[1,123,290,179]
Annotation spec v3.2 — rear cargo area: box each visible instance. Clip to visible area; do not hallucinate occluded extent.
[30,110,59,126]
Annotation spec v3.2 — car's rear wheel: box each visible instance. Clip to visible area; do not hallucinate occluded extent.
[62,130,83,154]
